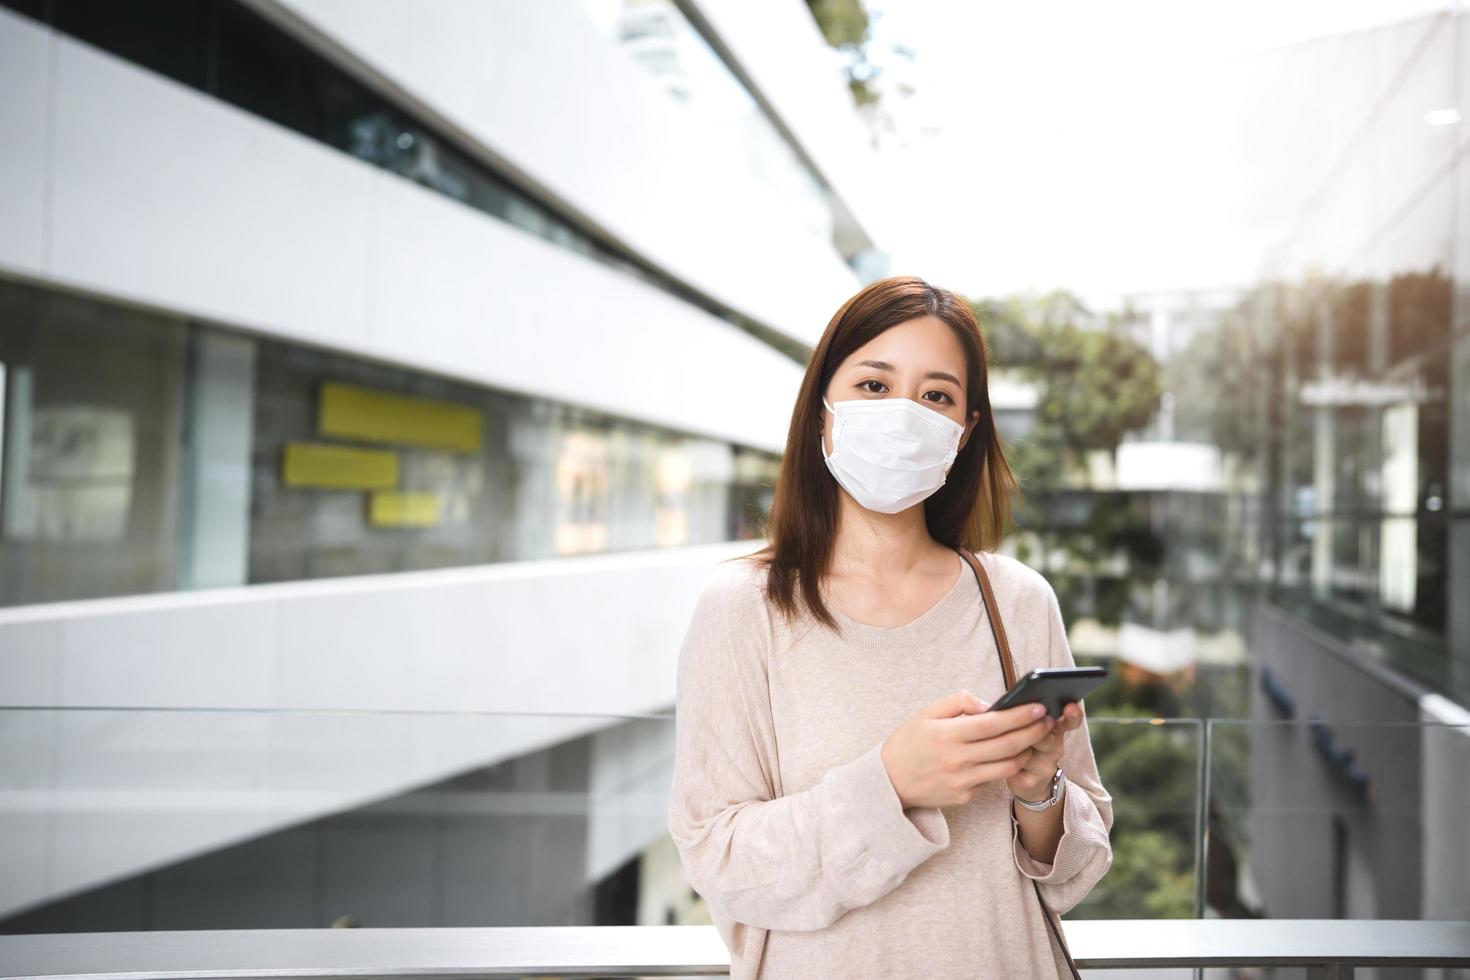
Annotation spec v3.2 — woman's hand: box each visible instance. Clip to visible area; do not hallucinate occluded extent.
[1005,701,1083,803]
[880,690,1056,809]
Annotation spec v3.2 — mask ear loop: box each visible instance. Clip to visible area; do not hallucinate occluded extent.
[941,422,964,473]
[819,396,838,462]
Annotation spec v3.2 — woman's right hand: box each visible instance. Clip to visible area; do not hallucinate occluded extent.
[880,690,1055,808]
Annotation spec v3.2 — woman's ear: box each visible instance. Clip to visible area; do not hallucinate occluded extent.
[959,408,980,450]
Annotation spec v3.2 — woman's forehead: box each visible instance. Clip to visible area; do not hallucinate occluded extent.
[846,317,967,370]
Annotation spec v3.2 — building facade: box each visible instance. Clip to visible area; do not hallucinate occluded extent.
[0,0,885,928]
[1225,7,1470,926]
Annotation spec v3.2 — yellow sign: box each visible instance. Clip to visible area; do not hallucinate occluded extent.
[369,491,441,528]
[282,443,398,489]
[320,382,482,452]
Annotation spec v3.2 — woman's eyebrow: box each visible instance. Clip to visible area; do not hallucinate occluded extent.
[857,359,961,387]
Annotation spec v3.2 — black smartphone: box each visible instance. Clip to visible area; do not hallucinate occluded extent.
[987,666,1108,718]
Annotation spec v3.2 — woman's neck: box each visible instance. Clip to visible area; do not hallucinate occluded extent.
[828,495,947,581]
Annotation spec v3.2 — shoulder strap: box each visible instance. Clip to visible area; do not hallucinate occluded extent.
[955,546,1083,980]
[957,547,1017,690]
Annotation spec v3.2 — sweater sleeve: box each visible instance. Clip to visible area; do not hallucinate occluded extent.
[666,565,950,933]
[1010,580,1115,916]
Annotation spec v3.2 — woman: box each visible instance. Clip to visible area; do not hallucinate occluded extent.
[665,275,1114,979]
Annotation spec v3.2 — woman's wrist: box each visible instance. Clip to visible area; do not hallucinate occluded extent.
[1010,764,1065,809]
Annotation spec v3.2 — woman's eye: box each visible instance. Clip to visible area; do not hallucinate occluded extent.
[858,381,953,404]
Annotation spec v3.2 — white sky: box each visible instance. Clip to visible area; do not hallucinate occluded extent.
[860,0,1457,303]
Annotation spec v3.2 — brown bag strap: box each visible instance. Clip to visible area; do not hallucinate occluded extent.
[957,547,1017,691]
[955,546,1084,980]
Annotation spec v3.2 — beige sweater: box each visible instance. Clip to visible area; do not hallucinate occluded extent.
[666,548,1114,979]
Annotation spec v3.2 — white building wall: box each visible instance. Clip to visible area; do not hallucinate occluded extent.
[0,540,761,714]
[0,9,800,456]
[0,10,48,277]
[261,0,863,348]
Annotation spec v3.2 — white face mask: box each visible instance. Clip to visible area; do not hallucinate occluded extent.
[820,396,966,514]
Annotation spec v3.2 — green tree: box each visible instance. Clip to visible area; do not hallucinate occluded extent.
[1031,319,1162,464]
[972,292,1165,626]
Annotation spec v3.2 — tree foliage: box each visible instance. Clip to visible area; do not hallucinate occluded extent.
[970,292,1166,628]
[805,0,868,48]
[1032,319,1162,458]
[804,0,880,109]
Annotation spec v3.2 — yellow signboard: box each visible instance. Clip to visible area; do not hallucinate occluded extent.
[283,443,398,489]
[320,382,482,452]
[369,491,441,528]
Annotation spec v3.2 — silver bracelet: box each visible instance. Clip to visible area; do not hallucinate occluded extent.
[1013,764,1065,811]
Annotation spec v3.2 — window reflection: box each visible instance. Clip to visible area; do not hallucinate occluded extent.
[0,278,778,606]
[584,0,847,257]
[21,407,135,541]
[654,446,692,548]
[0,283,187,605]
[555,429,610,556]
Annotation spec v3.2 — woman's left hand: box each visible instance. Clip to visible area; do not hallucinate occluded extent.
[1006,701,1084,803]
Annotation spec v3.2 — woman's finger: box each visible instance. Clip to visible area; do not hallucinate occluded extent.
[1026,729,1066,768]
[962,752,1038,790]
[1013,735,1062,775]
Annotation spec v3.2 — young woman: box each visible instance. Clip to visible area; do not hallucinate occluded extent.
[666,275,1113,978]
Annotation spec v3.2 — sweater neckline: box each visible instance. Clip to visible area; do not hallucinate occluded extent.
[827,550,978,651]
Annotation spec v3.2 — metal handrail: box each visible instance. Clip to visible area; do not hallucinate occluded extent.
[2,921,1468,978]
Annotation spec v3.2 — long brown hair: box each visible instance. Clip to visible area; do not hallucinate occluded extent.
[737,275,1018,633]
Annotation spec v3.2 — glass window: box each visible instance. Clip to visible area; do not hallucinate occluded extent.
[0,279,776,606]
[1328,280,1373,377]
[0,0,46,22]
[585,0,841,252]
[217,0,384,155]
[52,0,213,92]
[0,279,188,606]
[1387,269,1452,366]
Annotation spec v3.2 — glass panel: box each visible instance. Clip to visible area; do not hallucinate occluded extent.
[1329,515,1375,606]
[4,710,1464,974]
[0,280,187,606]
[247,336,774,579]
[1206,718,1470,925]
[1276,520,1314,593]
[1071,718,1204,920]
[0,708,682,932]
[0,710,1201,933]
[0,278,776,604]
[1332,404,1378,513]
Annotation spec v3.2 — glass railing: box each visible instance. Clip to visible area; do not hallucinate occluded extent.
[1,707,1465,975]
[1205,719,1470,919]
[1081,716,1205,921]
